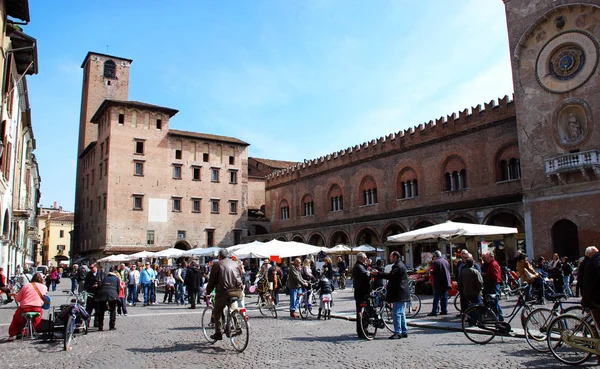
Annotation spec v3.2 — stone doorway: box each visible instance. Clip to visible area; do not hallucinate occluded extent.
[552,219,580,262]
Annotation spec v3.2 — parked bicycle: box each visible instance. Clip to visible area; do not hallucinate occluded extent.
[201,296,250,353]
[461,285,534,344]
[546,308,600,366]
[358,289,386,340]
[53,292,92,351]
[524,293,584,352]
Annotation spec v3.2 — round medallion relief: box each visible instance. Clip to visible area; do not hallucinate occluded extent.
[552,99,593,149]
[536,31,599,93]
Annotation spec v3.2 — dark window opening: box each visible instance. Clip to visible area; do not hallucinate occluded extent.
[193,167,201,180]
[135,141,144,154]
[175,150,182,160]
[203,153,209,162]
[103,60,116,78]
[156,119,162,129]
[229,156,235,165]
[118,113,124,124]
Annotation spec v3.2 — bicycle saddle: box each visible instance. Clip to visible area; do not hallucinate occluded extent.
[228,297,239,303]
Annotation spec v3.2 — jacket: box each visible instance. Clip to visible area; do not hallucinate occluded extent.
[184,266,204,291]
[431,257,452,290]
[352,261,372,299]
[286,265,306,289]
[84,269,105,294]
[459,267,483,298]
[318,277,334,295]
[205,258,243,295]
[517,259,538,283]
[582,252,600,307]
[322,263,334,280]
[94,273,120,302]
[379,261,410,303]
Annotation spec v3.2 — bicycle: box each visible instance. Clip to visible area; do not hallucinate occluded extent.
[546,308,600,366]
[335,271,346,290]
[297,283,319,319]
[358,290,386,340]
[524,293,584,352]
[63,289,91,307]
[201,296,250,353]
[461,285,534,344]
[256,289,277,319]
[405,279,421,318]
[55,292,92,351]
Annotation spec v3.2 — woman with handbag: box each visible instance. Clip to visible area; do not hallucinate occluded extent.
[6,273,48,341]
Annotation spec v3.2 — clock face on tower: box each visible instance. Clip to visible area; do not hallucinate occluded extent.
[536,31,599,93]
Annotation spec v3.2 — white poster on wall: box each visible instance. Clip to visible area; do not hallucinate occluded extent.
[481,241,490,255]
[148,198,168,222]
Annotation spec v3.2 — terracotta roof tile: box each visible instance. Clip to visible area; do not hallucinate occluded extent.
[168,129,249,146]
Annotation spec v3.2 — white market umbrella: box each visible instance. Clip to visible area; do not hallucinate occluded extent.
[129,251,156,259]
[352,245,384,253]
[327,244,352,254]
[231,239,322,259]
[153,248,185,258]
[387,221,518,243]
[183,247,222,257]
[98,254,131,263]
[226,240,264,253]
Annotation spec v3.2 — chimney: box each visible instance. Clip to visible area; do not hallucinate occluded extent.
[53,201,57,209]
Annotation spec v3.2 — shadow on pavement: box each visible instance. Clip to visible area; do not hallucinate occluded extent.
[127,342,229,354]
[284,334,358,343]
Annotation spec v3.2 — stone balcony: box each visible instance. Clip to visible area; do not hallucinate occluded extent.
[545,149,600,183]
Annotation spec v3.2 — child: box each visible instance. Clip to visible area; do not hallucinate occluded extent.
[317,274,334,320]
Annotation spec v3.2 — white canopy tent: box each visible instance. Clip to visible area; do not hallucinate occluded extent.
[128,251,156,259]
[183,247,222,258]
[352,245,385,253]
[387,221,518,243]
[230,239,322,259]
[153,248,186,258]
[326,244,352,254]
[97,254,131,263]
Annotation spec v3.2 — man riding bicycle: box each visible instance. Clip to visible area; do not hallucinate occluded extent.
[205,248,244,341]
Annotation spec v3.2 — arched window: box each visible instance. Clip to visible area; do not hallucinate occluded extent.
[103,60,116,79]
[442,156,467,192]
[495,144,520,182]
[397,167,419,199]
[328,184,343,212]
[302,194,314,216]
[359,176,377,206]
[280,200,290,220]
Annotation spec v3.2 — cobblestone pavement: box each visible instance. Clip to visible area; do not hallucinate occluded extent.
[0,287,591,369]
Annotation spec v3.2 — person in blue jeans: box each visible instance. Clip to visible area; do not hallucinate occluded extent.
[378,251,410,339]
[139,262,156,306]
[286,258,308,318]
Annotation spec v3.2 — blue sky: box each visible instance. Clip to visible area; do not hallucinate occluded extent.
[25,0,513,211]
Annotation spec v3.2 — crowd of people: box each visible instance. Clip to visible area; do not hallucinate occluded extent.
[2,245,599,344]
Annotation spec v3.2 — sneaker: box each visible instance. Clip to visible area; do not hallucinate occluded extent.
[427,312,438,317]
[439,312,448,316]
[400,333,408,338]
[6,336,16,342]
[388,334,401,340]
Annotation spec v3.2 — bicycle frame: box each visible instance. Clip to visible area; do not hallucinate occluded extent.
[559,312,600,355]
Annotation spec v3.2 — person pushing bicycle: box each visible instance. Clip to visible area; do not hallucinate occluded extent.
[205,248,244,341]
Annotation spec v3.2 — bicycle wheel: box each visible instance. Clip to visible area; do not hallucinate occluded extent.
[547,314,594,365]
[298,295,309,320]
[461,305,498,344]
[381,303,394,333]
[229,310,249,353]
[257,295,267,317]
[519,303,534,328]
[405,294,421,318]
[563,305,585,318]
[63,315,75,351]
[201,305,217,344]
[309,293,318,316]
[524,307,552,352]
[359,306,377,340]
[268,298,277,319]
[454,293,461,311]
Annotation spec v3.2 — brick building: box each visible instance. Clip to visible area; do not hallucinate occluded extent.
[246,0,600,267]
[73,52,249,259]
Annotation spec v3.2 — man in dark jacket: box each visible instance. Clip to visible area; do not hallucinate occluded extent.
[84,263,105,327]
[378,251,409,339]
[205,249,244,340]
[428,250,451,316]
[353,252,378,338]
[582,246,600,326]
[184,262,203,309]
[94,271,120,331]
[459,257,483,307]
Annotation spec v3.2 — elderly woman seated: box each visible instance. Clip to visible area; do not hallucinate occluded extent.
[6,272,47,341]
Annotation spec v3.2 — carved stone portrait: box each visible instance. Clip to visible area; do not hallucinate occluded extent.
[553,100,592,149]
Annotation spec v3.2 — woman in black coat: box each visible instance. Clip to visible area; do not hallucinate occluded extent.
[378,251,409,339]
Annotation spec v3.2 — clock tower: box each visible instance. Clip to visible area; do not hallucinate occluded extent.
[503,0,600,260]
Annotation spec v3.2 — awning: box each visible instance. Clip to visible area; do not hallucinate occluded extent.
[6,26,38,75]
[6,0,30,22]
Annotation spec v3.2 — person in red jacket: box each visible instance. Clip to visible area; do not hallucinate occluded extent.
[482,253,504,321]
